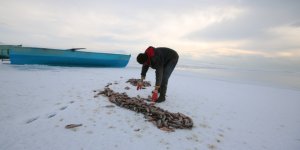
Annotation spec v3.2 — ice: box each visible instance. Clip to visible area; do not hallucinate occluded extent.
[0,63,300,150]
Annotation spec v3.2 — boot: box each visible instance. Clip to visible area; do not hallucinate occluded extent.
[156,86,167,103]
[156,95,165,103]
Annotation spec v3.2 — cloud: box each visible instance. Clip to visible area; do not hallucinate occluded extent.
[181,0,300,67]
[0,0,300,70]
[0,0,245,51]
[291,21,300,27]
[241,25,300,52]
[186,0,300,41]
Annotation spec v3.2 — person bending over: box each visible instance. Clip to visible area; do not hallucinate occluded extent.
[136,46,179,103]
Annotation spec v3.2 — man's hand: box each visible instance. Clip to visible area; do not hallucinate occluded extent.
[152,90,158,102]
[137,81,143,90]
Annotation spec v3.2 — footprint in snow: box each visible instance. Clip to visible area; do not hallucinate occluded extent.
[25,116,39,124]
[47,113,57,118]
[60,106,68,110]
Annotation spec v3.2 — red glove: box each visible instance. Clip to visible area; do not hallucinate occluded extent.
[152,90,158,102]
[137,81,143,90]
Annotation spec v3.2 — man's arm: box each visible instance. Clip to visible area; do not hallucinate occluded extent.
[141,64,149,80]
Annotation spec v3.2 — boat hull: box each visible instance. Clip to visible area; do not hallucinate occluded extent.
[0,45,22,59]
[9,47,131,67]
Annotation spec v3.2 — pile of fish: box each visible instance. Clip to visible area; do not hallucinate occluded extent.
[126,78,151,88]
[94,83,193,132]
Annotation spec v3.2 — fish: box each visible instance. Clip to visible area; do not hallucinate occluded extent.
[65,124,82,129]
[97,82,194,131]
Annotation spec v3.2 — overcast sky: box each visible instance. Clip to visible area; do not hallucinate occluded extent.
[0,0,299,70]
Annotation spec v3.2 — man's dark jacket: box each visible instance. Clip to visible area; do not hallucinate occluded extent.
[141,47,178,86]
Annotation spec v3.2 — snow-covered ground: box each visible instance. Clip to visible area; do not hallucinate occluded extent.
[0,63,300,150]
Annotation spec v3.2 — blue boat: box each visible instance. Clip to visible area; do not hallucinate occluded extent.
[0,45,22,59]
[8,46,131,67]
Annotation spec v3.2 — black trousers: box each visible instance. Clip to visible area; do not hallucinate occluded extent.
[159,54,179,96]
